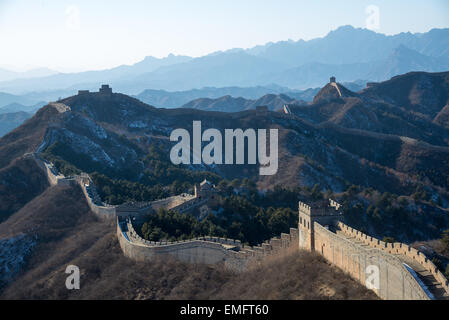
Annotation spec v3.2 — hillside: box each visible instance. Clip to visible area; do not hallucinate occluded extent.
[1,72,449,299]
[3,75,449,196]
[0,105,63,169]
[0,184,376,300]
[30,86,448,197]
[0,72,448,251]
[0,156,49,223]
[289,72,449,147]
[360,71,449,120]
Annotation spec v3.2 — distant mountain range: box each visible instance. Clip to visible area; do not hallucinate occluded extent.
[177,80,374,112]
[0,111,32,137]
[243,25,449,66]
[0,67,58,83]
[0,26,448,95]
[258,45,449,88]
[0,91,47,109]
[0,54,192,94]
[135,81,367,109]
[182,94,305,112]
[0,101,47,136]
[0,102,46,114]
[134,86,320,108]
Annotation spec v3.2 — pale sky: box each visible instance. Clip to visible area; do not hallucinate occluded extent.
[0,0,448,72]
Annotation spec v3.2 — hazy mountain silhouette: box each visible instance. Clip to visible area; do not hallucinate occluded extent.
[182,94,305,112]
[135,85,319,108]
[0,26,448,93]
[0,111,32,137]
[262,45,449,88]
[244,25,449,65]
[0,102,46,114]
[0,67,58,83]
[0,54,192,94]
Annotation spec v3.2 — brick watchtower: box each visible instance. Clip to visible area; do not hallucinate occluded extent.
[99,84,112,95]
[298,199,343,251]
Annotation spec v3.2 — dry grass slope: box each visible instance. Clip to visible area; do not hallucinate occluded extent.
[213,250,378,300]
[0,184,377,300]
[0,157,49,223]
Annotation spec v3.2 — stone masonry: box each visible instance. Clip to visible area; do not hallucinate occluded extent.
[26,131,449,300]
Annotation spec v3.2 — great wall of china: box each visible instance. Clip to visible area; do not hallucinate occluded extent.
[298,200,449,299]
[24,149,449,300]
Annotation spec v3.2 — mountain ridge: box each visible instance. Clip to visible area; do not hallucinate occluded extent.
[1,26,448,94]
[3,72,449,198]
[182,93,305,112]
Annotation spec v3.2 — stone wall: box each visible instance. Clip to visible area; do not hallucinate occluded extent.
[117,216,299,272]
[28,152,117,220]
[29,151,448,299]
[314,222,431,300]
[30,153,75,187]
[28,152,206,221]
[78,178,117,220]
[337,222,449,295]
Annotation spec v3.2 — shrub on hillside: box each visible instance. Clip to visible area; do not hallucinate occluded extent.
[441,229,449,252]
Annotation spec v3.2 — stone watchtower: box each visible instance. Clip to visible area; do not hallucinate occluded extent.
[298,199,343,251]
[330,76,336,83]
[194,179,216,199]
[99,84,113,95]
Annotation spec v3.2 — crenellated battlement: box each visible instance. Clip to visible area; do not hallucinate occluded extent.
[29,152,214,221]
[28,150,448,299]
[299,199,342,217]
[336,222,449,295]
[297,196,448,299]
[298,201,311,214]
[117,215,299,272]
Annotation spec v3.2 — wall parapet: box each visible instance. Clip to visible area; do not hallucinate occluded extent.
[29,150,446,299]
[298,201,311,214]
[314,222,431,300]
[337,222,449,295]
[118,216,299,272]
[28,152,215,221]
